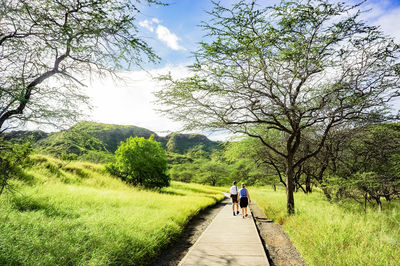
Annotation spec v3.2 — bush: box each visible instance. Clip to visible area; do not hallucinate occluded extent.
[106,135,170,188]
[0,139,32,195]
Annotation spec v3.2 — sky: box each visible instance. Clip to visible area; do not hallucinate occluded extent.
[64,0,400,140]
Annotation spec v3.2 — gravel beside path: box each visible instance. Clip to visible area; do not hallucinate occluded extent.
[250,203,307,266]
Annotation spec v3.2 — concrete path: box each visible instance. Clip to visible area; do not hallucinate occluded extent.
[178,200,269,266]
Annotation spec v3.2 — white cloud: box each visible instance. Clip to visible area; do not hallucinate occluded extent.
[373,7,400,42]
[83,65,190,137]
[138,19,154,32]
[156,25,186,51]
[138,17,185,51]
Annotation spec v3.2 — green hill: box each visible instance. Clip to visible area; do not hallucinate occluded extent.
[3,130,48,142]
[5,121,220,157]
[165,133,220,154]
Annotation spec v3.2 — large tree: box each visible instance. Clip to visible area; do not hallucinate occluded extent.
[156,0,400,214]
[0,0,162,131]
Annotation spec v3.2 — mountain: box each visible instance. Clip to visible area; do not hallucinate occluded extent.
[3,130,48,142]
[4,121,220,156]
[165,133,219,154]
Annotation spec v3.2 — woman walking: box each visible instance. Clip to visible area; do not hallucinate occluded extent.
[238,183,251,218]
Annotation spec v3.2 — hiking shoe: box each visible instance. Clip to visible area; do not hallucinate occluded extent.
[245,214,248,217]
[237,211,239,215]
[233,212,236,216]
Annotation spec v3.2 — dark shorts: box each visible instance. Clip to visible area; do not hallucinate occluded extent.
[240,197,248,208]
[231,194,238,203]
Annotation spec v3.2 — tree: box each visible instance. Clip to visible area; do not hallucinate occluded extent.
[106,136,170,189]
[196,159,229,186]
[328,124,400,211]
[0,0,162,131]
[224,137,281,186]
[156,0,400,214]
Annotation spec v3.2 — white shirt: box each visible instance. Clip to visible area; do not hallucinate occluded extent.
[230,185,238,195]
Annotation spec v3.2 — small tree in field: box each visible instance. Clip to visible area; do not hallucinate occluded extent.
[106,136,169,189]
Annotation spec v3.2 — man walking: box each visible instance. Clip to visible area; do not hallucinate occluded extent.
[229,181,239,216]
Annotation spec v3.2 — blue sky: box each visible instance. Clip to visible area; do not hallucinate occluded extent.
[133,0,400,69]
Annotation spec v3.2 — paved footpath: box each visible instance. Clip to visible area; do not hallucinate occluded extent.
[178,199,269,266]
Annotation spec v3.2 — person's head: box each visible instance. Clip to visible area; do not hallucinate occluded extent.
[242,183,245,188]
[233,181,237,186]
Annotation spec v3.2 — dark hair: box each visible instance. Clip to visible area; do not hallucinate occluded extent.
[233,181,237,185]
[242,183,245,188]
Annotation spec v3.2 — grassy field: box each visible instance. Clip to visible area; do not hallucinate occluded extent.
[251,187,400,266]
[0,155,225,265]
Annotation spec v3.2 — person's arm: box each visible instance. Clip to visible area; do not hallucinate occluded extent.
[247,190,251,203]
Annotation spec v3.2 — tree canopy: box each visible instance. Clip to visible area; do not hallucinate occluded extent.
[0,0,162,131]
[106,136,170,189]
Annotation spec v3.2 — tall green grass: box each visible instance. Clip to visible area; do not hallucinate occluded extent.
[251,187,400,266]
[0,155,224,265]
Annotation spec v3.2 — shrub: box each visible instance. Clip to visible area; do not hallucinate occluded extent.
[0,139,32,195]
[106,135,170,188]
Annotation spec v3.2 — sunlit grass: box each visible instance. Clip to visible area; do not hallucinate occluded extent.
[0,155,224,265]
[251,187,400,266]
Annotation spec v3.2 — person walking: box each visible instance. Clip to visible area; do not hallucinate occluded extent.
[229,181,240,216]
[238,183,251,218]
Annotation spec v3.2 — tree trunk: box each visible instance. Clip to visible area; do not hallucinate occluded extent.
[364,192,367,213]
[384,195,391,202]
[272,184,276,191]
[321,186,332,201]
[306,175,312,193]
[286,164,295,215]
[376,197,382,212]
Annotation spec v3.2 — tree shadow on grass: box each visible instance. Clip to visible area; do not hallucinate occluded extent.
[158,190,186,196]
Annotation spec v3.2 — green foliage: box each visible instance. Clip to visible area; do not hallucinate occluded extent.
[0,139,32,195]
[167,152,193,165]
[165,133,220,155]
[195,159,229,186]
[106,136,170,188]
[0,155,224,265]
[1,0,162,130]
[327,124,400,209]
[225,138,281,185]
[79,150,116,164]
[252,187,400,265]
